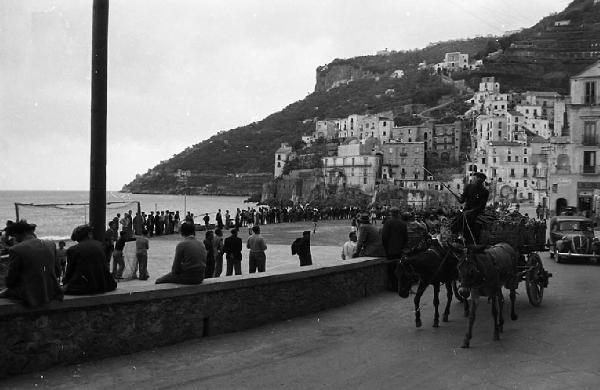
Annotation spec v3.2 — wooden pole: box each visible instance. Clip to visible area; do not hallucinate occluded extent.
[89,0,109,241]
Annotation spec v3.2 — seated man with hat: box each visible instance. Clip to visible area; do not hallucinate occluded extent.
[354,213,385,258]
[0,220,63,308]
[458,172,490,244]
[63,224,117,295]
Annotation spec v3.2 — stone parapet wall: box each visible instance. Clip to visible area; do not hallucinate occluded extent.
[0,257,394,378]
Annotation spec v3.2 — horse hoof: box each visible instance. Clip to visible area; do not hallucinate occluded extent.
[433,322,439,328]
[443,315,449,322]
[494,334,500,341]
[511,314,518,321]
[461,341,470,348]
[416,320,422,328]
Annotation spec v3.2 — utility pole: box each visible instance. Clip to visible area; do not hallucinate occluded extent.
[89,0,109,241]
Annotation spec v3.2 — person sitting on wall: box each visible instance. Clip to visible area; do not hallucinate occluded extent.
[0,220,63,307]
[353,214,386,258]
[155,222,206,285]
[63,224,117,295]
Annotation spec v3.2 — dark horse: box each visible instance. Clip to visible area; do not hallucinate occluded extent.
[457,243,519,348]
[395,242,468,328]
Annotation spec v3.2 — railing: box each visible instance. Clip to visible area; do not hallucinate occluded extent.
[582,137,598,146]
[582,166,598,174]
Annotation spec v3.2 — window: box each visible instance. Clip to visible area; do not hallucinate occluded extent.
[383,131,386,136]
[498,131,502,137]
[508,156,512,162]
[524,157,528,163]
[493,157,497,163]
[524,168,528,177]
[363,177,367,184]
[277,155,281,160]
[510,168,515,177]
[585,81,596,105]
[584,151,596,173]
[515,156,519,162]
[584,122,597,145]
[524,180,528,187]
[482,158,486,164]
[277,162,281,167]
[524,148,528,154]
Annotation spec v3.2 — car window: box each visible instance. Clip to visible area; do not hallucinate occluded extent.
[558,221,592,231]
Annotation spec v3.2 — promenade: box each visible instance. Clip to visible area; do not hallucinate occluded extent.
[2,250,600,389]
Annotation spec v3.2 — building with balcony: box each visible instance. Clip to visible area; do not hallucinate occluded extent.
[322,140,382,194]
[548,61,600,214]
[380,142,425,189]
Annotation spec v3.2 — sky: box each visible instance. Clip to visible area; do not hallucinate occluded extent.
[0,0,572,191]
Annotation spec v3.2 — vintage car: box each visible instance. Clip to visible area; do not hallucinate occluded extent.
[549,216,600,263]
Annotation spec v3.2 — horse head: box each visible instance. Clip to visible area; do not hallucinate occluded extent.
[395,256,419,299]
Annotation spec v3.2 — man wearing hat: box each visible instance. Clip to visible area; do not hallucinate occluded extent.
[0,220,63,308]
[354,213,386,258]
[459,172,490,244]
[63,224,117,295]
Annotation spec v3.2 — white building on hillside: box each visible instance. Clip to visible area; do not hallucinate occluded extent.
[274,143,294,178]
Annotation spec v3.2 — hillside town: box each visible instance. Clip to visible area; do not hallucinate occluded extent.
[265,56,600,217]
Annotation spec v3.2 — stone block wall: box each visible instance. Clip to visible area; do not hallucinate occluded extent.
[0,258,394,378]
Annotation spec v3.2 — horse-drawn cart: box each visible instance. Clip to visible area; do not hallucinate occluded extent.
[478,216,552,306]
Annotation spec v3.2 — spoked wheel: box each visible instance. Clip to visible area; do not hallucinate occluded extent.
[526,253,545,306]
[452,280,466,303]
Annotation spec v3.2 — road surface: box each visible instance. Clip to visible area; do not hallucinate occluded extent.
[2,252,600,389]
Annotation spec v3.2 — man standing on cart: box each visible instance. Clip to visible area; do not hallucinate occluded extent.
[459,172,489,244]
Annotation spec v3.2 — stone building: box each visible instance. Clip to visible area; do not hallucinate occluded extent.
[548,61,600,214]
[322,140,382,194]
[380,141,425,189]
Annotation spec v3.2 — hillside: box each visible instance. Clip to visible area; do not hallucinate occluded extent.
[122,70,463,195]
[123,0,597,195]
[467,0,600,93]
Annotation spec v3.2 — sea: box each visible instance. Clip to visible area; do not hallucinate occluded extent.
[0,191,256,241]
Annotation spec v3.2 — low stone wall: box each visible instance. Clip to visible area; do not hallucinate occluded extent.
[0,257,394,378]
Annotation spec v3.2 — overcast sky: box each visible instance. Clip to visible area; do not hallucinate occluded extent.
[1,0,571,191]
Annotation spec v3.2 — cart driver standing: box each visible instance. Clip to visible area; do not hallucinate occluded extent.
[459,172,489,244]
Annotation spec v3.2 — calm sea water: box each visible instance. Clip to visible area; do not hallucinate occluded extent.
[0,191,255,240]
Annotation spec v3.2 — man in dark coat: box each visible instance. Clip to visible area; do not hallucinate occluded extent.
[63,225,117,295]
[381,207,408,259]
[223,228,242,276]
[0,221,63,307]
[354,214,385,257]
[381,207,409,291]
[292,230,312,266]
[459,172,490,244]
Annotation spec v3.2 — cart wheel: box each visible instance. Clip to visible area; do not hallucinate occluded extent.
[452,280,466,303]
[526,253,544,306]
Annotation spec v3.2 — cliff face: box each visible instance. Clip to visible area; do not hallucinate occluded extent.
[315,63,378,92]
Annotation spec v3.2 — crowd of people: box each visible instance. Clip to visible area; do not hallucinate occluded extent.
[1,172,552,309]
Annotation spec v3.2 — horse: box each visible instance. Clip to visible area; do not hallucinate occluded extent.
[395,241,468,328]
[457,243,519,348]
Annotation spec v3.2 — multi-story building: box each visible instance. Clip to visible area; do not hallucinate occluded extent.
[429,121,463,163]
[548,61,600,214]
[322,140,382,194]
[466,77,511,117]
[314,120,338,139]
[380,141,425,189]
[437,52,469,72]
[274,143,294,178]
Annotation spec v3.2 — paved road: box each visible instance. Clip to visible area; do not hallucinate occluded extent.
[3,252,600,390]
